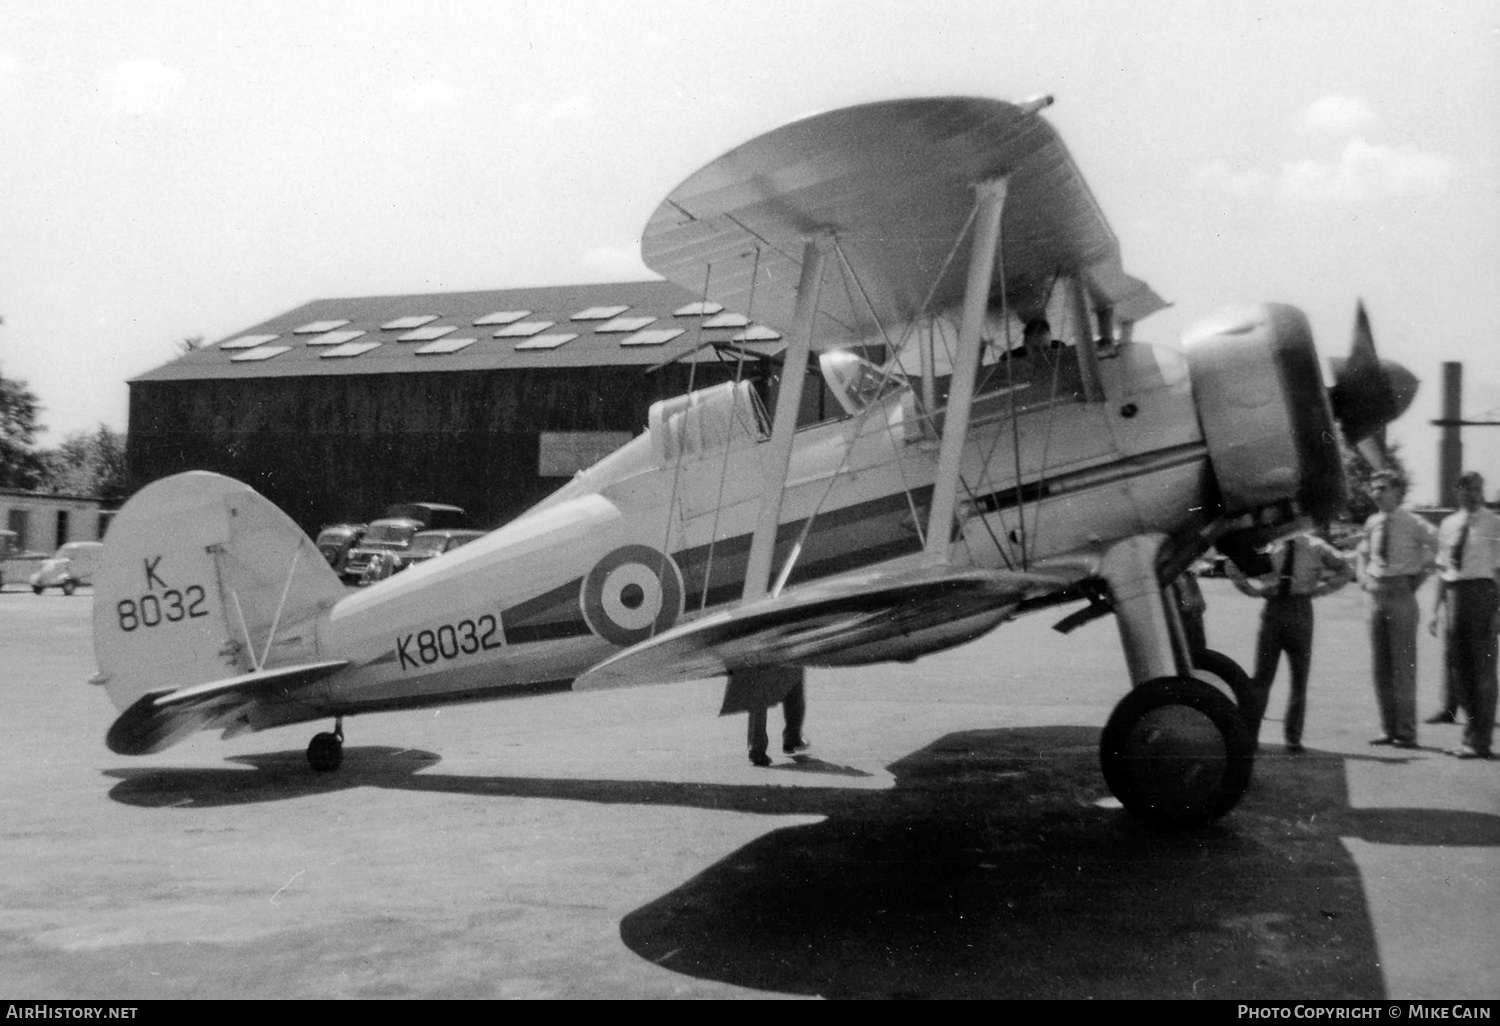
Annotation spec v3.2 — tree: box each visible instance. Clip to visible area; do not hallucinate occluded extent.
[0,366,45,489]
[36,425,129,502]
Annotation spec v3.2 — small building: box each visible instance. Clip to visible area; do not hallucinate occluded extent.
[0,488,108,553]
[127,279,813,534]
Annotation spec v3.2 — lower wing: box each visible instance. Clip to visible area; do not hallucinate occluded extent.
[573,563,1078,691]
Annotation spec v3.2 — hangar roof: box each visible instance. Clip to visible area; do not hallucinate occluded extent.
[132,279,786,383]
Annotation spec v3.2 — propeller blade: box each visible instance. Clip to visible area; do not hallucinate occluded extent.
[1328,300,1417,444]
[1355,430,1390,471]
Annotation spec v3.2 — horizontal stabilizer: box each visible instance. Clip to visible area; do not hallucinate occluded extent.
[574,564,1073,691]
[106,660,348,756]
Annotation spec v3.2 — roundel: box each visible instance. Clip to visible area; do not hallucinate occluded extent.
[579,545,685,647]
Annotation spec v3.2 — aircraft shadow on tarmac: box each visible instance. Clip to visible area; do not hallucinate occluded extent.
[104,727,1499,1000]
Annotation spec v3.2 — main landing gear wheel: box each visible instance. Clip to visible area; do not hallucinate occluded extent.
[1099,675,1254,827]
[1191,648,1254,716]
[61,579,77,596]
[307,720,344,773]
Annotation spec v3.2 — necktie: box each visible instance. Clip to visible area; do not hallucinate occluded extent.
[1278,541,1295,597]
[1451,518,1469,572]
[1378,518,1390,563]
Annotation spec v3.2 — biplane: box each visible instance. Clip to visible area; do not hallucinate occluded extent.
[90,96,1416,825]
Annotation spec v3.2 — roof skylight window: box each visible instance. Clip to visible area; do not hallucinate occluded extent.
[732,325,783,341]
[674,301,724,317]
[474,310,531,326]
[230,345,291,362]
[305,329,368,346]
[514,333,579,351]
[416,337,477,355]
[571,305,630,321]
[494,320,555,338]
[293,319,351,334]
[397,325,457,342]
[594,315,657,333]
[381,314,439,330]
[702,312,750,328]
[218,334,280,350]
[320,341,382,359]
[620,328,685,347]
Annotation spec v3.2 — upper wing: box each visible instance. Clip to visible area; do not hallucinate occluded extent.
[105,659,348,755]
[573,562,1081,691]
[641,96,1165,347]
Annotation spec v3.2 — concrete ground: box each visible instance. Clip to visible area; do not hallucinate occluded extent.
[0,578,1494,999]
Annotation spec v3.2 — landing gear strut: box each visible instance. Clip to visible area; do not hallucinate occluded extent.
[1097,535,1257,826]
[307,717,344,772]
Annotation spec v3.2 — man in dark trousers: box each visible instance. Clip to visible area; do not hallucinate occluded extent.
[1227,528,1354,752]
[1357,471,1438,749]
[726,665,808,767]
[1427,471,1499,760]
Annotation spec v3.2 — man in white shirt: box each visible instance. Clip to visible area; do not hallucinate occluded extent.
[1357,472,1438,749]
[1427,472,1499,760]
[1227,530,1354,753]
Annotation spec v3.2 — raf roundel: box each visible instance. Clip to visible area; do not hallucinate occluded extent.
[579,545,685,647]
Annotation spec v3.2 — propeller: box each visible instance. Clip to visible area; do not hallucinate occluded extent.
[1327,300,1418,469]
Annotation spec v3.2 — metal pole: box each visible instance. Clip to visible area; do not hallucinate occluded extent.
[742,236,828,602]
[1438,361,1462,506]
[923,177,1008,565]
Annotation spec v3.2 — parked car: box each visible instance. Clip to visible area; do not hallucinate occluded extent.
[315,523,366,579]
[0,530,50,592]
[345,503,468,585]
[29,541,105,595]
[383,503,467,531]
[396,528,485,570]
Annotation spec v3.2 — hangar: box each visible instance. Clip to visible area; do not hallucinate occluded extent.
[126,279,829,533]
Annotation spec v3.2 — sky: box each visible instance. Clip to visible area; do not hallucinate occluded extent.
[1,0,1496,504]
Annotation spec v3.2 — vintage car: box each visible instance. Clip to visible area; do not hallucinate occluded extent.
[383,503,467,530]
[315,523,367,580]
[0,529,50,592]
[345,503,467,584]
[393,528,485,571]
[29,540,105,595]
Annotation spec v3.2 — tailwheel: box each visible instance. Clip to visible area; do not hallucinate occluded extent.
[1100,676,1254,827]
[307,718,344,772]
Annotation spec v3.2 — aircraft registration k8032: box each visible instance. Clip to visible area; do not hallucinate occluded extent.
[91,96,1417,825]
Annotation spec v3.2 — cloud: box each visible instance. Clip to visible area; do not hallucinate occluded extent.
[1299,95,1376,136]
[579,245,652,280]
[511,95,594,125]
[1279,139,1457,202]
[0,51,21,97]
[1190,160,1270,198]
[392,78,464,110]
[101,60,183,118]
[1192,139,1456,203]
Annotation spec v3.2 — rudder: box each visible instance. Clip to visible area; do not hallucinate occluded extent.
[92,472,345,716]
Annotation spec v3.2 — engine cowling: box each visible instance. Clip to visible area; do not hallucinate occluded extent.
[1182,303,1346,523]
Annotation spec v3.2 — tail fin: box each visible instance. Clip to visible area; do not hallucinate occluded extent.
[92,472,345,716]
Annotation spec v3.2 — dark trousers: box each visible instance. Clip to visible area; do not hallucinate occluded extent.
[1244,596,1314,746]
[1368,580,1420,744]
[1445,580,1497,755]
[748,682,806,757]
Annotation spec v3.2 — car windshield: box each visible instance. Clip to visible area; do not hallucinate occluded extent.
[363,523,415,545]
[407,535,450,556]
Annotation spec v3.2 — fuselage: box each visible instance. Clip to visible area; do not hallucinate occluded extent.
[298,339,1214,722]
